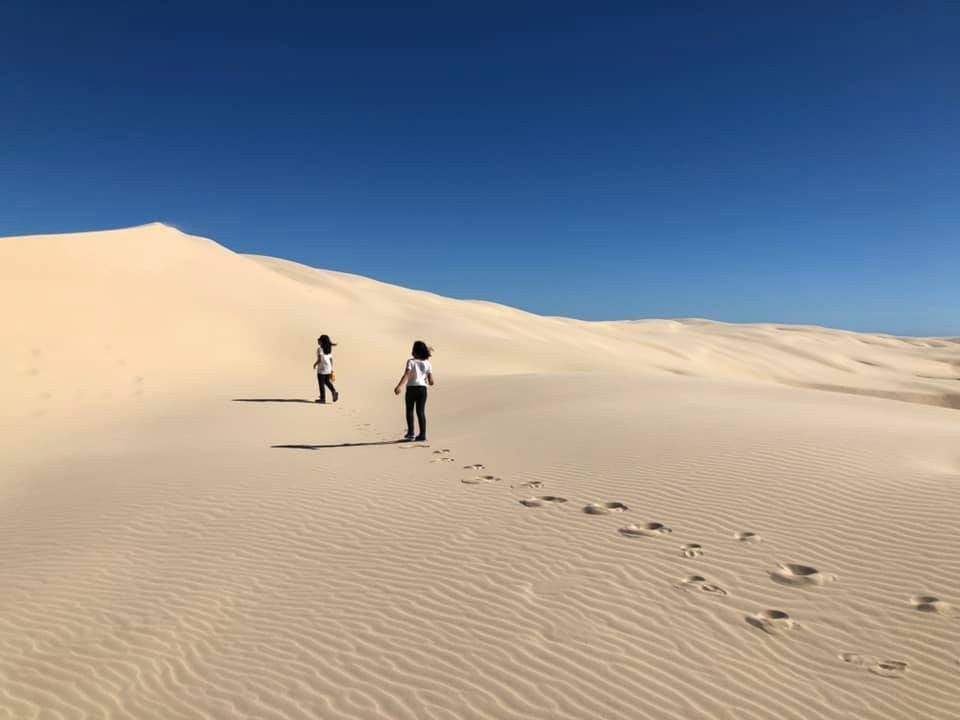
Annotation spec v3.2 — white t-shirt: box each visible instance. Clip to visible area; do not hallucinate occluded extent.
[317,349,333,374]
[406,358,432,386]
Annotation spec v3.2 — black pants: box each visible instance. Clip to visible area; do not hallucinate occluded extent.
[317,373,336,402]
[405,385,427,437]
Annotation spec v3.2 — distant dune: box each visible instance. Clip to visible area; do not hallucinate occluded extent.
[1,224,958,719]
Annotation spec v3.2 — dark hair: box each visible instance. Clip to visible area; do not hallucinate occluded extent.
[318,334,334,354]
[412,340,431,360]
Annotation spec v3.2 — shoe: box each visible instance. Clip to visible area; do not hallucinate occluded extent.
[402,433,415,441]
[415,435,427,442]
[332,390,339,402]
[316,399,326,404]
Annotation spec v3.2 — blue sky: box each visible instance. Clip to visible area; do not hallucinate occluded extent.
[2,1,957,335]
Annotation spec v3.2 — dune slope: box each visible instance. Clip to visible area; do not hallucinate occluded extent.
[1,224,958,720]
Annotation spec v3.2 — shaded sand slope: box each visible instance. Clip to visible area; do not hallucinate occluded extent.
[1,224,958,719]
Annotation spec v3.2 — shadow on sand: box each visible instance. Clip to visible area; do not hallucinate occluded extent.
[233,398,317,404]
[273,441,405,450]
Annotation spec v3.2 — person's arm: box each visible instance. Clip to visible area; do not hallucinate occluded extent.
[394,366,411,395]
[313,349,320,370]
[427,371,434,386]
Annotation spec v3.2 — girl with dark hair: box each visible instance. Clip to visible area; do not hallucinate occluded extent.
[394,340,433,441]
[313,334,339,403]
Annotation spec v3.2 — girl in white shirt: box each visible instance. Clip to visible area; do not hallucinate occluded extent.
[313,334,339,403]
[394,340,434,441]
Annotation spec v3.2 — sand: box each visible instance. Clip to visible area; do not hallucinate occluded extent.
[1,223,958,719]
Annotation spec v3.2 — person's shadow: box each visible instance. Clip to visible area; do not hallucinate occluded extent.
[273,440,406,450]
[233,398,317,403]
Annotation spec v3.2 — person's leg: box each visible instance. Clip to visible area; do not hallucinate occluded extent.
[324,375,339,401]
[318,374,327,403]
[404,387,416,438]
[415,387,427,439]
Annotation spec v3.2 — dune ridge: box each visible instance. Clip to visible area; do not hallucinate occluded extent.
[1,224,958,719]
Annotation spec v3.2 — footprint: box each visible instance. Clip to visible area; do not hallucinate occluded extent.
[676,575,727,595]
[839,653,908,678]
[462,475,502,484]
[399,444,431,450]
[734,531,762,543]
[868,660,909,678]
[681,544,704,558]
[514,480,543,489]
[619,522,672,538]
[429,457,456,463]
[770,563,837,587]
[520,496,568,507]
[909,595,951,613]
[463,464,485,470]
[432,449,452,454]
[746,609,796,635]
[583,502,629,515]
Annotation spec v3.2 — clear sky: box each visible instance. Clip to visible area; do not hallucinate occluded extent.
[2,1,957,335]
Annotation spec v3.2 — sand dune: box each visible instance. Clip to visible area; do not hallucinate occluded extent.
[1,224,958,719]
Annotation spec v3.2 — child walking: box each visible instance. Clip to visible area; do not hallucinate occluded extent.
[394,340,433,441]
[313,334,339,403]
